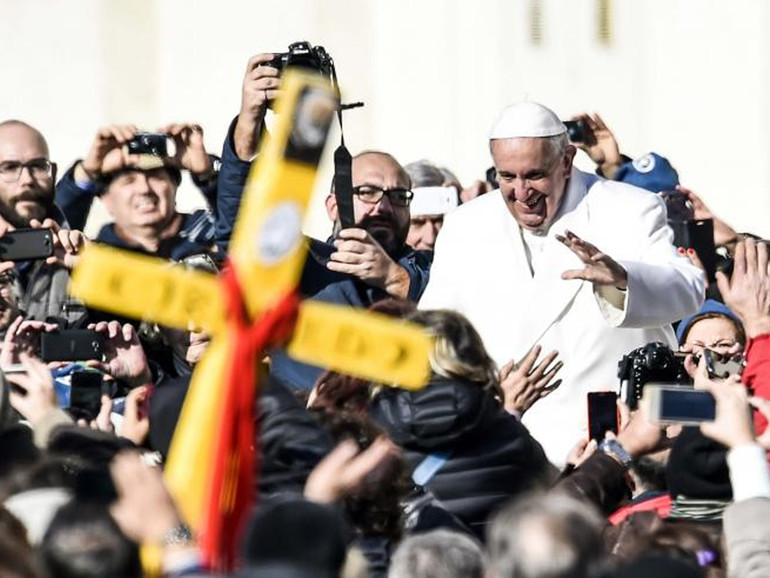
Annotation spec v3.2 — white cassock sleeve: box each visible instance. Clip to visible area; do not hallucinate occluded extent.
[597,193,705,328]
[418,208,462,311]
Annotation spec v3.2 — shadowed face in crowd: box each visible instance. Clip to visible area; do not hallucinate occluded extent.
[407,214,443,251]
[491,137,575,232]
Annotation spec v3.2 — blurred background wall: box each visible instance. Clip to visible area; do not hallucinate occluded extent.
[1,0,768,239]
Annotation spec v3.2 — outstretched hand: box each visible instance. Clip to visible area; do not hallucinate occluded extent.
[500,345,563,416]
[716,239,770,338]
[557,230,627,289]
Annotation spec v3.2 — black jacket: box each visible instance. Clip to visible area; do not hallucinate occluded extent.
[370,377,551,539]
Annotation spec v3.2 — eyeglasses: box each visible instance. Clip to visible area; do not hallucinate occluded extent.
[0,159,54,182]
[353,185,414,207]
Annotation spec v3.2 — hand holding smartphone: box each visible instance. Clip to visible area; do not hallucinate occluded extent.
[0,229,54,262]
[641,384,716,425]
[587,392,619,441]
[703,349,743,380]
[40,330,104,362]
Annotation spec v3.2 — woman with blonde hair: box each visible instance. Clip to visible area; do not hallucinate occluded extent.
[370,309,553,540]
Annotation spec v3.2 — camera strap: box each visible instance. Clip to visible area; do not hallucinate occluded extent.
[331,64,361,231]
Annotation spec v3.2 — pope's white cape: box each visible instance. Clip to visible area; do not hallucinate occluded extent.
[419,168,705,464]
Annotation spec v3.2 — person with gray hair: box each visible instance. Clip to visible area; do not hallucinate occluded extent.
[404,160,459,251]
[486,492,605,578]
[420,101,704,464]
[388,529,484,578]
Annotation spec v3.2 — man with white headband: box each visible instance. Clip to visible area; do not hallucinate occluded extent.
[420,101,705,464]
[404,159,459,251]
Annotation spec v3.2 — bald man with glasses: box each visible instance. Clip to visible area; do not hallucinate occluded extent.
[0,120,85,324]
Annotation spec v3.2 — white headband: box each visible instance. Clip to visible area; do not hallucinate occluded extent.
[410,186,459,217]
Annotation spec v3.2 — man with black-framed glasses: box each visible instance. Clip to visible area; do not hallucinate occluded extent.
[215,54,433,390]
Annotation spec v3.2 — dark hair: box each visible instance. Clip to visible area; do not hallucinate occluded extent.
[40,501,141,578]
[100,166,182,196]
[313,410,409,540]
[679,312,746,347]
[636,523,721,572]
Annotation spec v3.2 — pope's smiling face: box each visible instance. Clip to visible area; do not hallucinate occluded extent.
[491,137,575,232]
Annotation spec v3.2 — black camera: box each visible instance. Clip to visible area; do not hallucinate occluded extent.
[126,132,168,157]
[265,41,334,81]
[563,120,587,143]
[617,342,689,409]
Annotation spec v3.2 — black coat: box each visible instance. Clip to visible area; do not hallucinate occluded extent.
[370,377,551,539]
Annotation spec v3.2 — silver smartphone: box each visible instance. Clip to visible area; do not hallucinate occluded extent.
[641,383,716,426]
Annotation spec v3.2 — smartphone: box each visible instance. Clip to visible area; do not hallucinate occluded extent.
[0,228,54,261]
[563,120,587,143]
[642,383,716,425]
[587,392,619,441]
[704,349,743,380]
[40,330,104,362]
[69,371,104,420]
[669,219,718,282]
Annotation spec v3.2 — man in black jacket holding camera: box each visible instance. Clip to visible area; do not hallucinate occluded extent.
[216,50,432,390]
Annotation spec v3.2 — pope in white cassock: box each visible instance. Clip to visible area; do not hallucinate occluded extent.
[419,102,705,464]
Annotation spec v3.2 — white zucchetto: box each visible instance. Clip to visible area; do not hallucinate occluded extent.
[489,101,567,139]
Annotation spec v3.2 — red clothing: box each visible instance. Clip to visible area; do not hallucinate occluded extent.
[742,333,770,434]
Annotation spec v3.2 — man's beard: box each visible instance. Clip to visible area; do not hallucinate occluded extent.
[358,215,409,259]
[0,189,54,228]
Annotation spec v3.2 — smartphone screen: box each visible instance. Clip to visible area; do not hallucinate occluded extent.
[70,371,104,420]
[587,392,618,441]
[644,385,716,424]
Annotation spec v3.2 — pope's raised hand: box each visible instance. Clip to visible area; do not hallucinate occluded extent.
[557,230,627,289]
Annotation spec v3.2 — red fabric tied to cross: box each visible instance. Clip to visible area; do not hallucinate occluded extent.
[198,262,299,570]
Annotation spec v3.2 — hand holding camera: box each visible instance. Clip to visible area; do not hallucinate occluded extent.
[234,53,282,160]
[567,113,623,179]
[159,123,213,177]
[77,124,141,182]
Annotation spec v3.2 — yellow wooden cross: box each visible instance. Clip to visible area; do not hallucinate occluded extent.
[69,71,431,544]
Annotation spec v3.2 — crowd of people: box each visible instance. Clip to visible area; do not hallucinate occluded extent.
[0,47,769,578]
